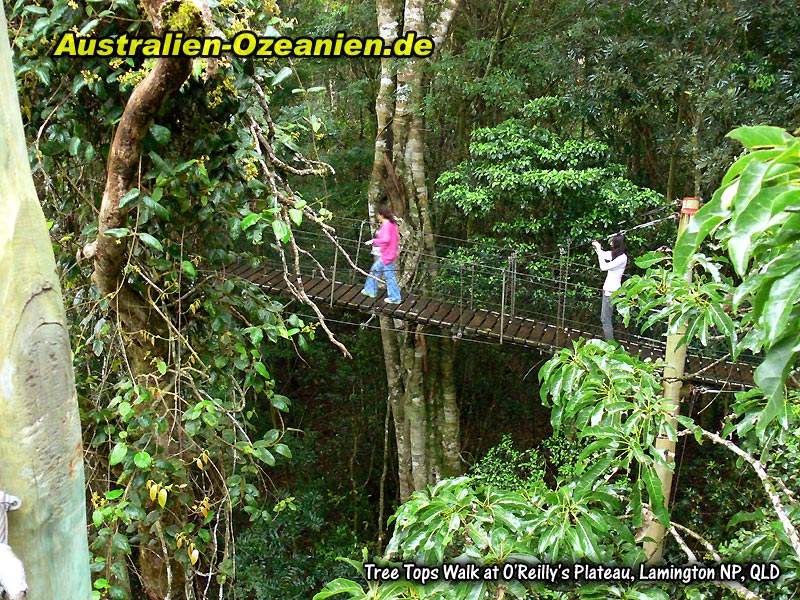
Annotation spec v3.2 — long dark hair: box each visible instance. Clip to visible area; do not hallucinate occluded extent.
[377,204,397,224]
[610,235,627,260]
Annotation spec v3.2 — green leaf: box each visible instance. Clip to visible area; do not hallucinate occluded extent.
[727,186,791,273]
[68,137,80,156]
[103,227,130,238]
[274,443,292,458]
[271,394,291,411]
[92,509,104,528]
[289,208,303,226]
[109,443,128,466]
[272,66,293,86]
[641,465,668,525]
[254,362,270,379]
[79,18,100,35]
[760,269,800,346]
[138,233,163,252]
[142,195,170,220]
[241,213,261,230]
[254,447,275,466]
[181,260,196,277]
[119,188,140,209]
[105,489,124,500]
[673,189,729,274]
[312,578,366,600]
[149,124,171,145]
[272,219,291,243]
[754,335,795,434]
[727,125,794,150]
[133,452,152,470]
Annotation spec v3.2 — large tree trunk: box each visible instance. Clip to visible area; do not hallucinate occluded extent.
[79,2,211,597]
[370,0,462,500]
[0,7,91,600]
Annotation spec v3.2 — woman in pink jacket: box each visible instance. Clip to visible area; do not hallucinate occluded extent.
[361,205,402,303]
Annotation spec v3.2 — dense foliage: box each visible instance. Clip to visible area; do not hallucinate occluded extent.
[7,0,800,596]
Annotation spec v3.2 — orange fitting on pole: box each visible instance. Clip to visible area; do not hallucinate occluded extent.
[680,196,701,216]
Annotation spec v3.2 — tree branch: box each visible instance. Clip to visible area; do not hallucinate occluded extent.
[698,427,800,560]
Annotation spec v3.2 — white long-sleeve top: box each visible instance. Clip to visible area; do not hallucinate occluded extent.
[596,250,627,295]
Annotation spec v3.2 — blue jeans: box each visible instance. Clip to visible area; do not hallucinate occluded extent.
[363,258,401,302]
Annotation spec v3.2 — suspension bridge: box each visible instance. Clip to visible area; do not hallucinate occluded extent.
[226,213,756,389]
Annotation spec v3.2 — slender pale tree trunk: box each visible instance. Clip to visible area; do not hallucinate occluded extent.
[369,0,462,501]
[0,7,91,600]
[642,197,697,562]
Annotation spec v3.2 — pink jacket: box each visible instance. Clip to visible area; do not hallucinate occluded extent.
[372,220,399,265]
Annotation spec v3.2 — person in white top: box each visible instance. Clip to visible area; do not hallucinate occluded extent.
[591,235,628,341]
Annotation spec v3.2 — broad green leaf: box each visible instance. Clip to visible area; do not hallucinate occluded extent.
[727,186,787,273]
[271,394,291,411]
[254,447,275,466]
[79,18,100,35]
[640,466,668,525]
[181,260,196,277]
[727,125,794,150]
[142,195,170,220]
[754,334,795,434]
[272,66,293,86]
[673,190,728,274]
[254,362,270,379]
[149,124,171,145]
[760,267,800,345]
[109,443,128,466]
[103,227,130,238]
[241,213,261,230]
[272,219,290,242]
[274,443,292,458]
[133,452,151,470]
[119,187,140,209]
[105,489,124,500]
[138,233,163,252]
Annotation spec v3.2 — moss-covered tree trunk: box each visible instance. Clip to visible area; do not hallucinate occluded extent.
[370,0,462,501]
[0,7,91,600]
[78,1,210,597]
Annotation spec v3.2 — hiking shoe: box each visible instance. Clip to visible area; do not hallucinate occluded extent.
[384,298,401,304]
[361,290,376,298]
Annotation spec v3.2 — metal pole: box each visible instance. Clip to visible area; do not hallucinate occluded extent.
[330,246,338,308]
[459,261,464,331]
[508,253,517,320]
[470,263,475,309]
[560,247,565,324]
[500,266,507,344]
[560,241,571,329]
[353,219,366,283]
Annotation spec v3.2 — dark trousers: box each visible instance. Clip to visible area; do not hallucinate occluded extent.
[601,293,614,341]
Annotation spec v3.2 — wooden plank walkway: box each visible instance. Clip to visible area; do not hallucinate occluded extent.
[225,263,754,388]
